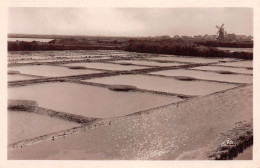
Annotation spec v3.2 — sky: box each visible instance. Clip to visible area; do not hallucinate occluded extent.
[8,8,253,37]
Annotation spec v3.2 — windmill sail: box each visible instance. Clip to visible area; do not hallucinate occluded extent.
[216,24,225,41]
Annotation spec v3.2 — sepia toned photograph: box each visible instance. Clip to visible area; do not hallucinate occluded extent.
[6,7,254,161]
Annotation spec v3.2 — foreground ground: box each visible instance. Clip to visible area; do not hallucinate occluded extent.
[7,50,253,160]
[8,85,252,159]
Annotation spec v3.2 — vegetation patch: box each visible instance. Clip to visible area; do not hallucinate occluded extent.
[217,71,236,74]
[108,85,137,92]
[215,136,253,160]
[8,70,20,75]
[119,63,134,66]
[68,66,87,70]
[195,41,253,48]
[208,120,253,160]
[36,107,97,124]
[125,43,253,60]
[8,99,38,112]
[175,76,197,81]
[8,38,253,60]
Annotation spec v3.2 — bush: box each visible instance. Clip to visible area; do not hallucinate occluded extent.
[124,42,253,60]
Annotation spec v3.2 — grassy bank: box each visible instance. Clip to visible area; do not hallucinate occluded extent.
[208,120,253,160]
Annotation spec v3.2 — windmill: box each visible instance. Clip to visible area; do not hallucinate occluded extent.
[216,24,225,41]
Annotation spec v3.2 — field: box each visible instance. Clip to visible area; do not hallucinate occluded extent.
[7,49,253,160]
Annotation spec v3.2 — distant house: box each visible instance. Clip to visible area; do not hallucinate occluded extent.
[203,34,217,41]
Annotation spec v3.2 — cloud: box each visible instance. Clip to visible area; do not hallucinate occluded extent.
[8,8,253,36]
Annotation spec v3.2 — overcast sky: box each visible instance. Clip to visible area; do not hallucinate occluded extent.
[8,8,253,37]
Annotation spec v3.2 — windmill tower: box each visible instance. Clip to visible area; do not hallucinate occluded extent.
[216,24,225,41]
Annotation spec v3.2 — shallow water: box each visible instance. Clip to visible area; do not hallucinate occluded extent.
[149,69,252,84]
[8,82,177,118]
[216,60,253,68]
[234,146,252,160]
[8,110,79,144]
[8,50,133,59]
[8,74,38,82]
[54,55,110,60]
[191,66,253,74]
[8,38,54,42]
[85,74,237,96]
[8,58,92,64]
[7,105,188,160]
[217,47,253,53]
[8,56,52,60]
[9,60,54,64]
[64,62,145,71]
[8,86,253,160]
[8,65,102,77]
[112,60,185,67]
[148,56,234,63]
